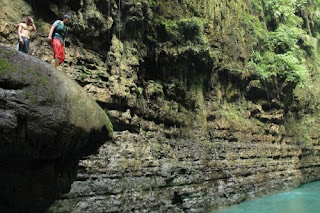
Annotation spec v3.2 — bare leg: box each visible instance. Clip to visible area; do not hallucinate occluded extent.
[55,58,62,70]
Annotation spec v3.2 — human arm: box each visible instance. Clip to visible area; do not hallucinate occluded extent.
[48,20,60,40]
[17,23,24,44]
[48,25,55,40]
[29,17,36,32]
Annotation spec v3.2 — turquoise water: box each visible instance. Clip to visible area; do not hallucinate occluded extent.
[212,181,320,213]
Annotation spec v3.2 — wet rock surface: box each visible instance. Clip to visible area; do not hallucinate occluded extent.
[0,45,113,213]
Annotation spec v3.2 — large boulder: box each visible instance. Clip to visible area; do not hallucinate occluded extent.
[0,45,113,213]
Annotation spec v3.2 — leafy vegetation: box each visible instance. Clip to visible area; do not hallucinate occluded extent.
[144,0,320,123]
[245,0,320,105]
[160,17,204,44]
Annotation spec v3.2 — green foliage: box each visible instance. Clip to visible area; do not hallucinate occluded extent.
[245,0,320,102]
[148,0,160,8]
[249,51,308,91]
[250,0,264,13]
[276,52,308,84]
[161,17,203,44]
[161,19,180,42]
[178,17,204,41]
[300,34,318,57]
[264,0,299,25]
[154,0,320,109]
[270,24,304,52]
[264,0,295,16]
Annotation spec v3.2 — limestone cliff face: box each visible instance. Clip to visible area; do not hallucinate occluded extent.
[1,0,320,212]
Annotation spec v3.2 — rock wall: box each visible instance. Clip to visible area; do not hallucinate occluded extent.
[1,0,320,212]
[47,131,320,213]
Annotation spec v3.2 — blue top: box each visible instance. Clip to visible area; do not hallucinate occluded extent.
[52,20,67,43]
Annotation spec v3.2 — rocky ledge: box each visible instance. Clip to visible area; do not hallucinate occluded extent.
[0,45,113,213]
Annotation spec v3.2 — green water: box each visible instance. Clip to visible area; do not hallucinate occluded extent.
[212,181,320,213]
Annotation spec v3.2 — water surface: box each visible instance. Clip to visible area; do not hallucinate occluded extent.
[212,181,320,213]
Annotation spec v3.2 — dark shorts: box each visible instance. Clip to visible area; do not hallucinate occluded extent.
[18,36,30,54]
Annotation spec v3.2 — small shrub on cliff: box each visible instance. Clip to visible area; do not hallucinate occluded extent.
[178,17,203,42]
[160,17,203,44]
[249,50,308,90]
[270,24,304,53]
[161,19,181,43]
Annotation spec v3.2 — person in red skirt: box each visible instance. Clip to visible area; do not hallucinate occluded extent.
[48,15,71,70]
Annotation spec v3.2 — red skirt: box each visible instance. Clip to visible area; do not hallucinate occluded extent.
[51,38,65,64]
